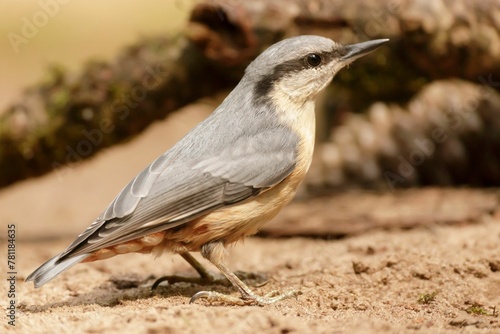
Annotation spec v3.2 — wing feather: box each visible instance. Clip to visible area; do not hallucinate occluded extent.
[58,125,298,260]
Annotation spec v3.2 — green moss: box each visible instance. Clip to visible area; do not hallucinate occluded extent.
[465,305,489,315]
[417,291,437,304]
[332,47,430,112]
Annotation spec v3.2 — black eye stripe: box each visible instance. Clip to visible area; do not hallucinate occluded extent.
[253,47,346,104]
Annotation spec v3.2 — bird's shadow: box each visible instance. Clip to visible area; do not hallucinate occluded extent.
[20,272,268,312]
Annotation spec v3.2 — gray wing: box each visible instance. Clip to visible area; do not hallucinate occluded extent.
[59,127,298,258]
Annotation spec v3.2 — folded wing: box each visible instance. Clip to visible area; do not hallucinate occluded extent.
[27,125,298,287]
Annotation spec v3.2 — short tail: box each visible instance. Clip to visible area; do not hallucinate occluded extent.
[25,253,89,288]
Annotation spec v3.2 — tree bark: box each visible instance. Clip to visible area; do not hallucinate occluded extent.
[1,0,499,188]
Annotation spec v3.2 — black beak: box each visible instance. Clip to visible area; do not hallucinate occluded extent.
[341,39,389,62]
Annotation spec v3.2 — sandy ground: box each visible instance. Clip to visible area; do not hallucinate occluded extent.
[2,216,499,333]
[0,102,499,333]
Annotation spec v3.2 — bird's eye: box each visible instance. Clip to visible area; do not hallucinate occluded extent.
[306,53,322,67]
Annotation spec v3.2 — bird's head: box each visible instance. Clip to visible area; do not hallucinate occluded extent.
[246,35,388,106]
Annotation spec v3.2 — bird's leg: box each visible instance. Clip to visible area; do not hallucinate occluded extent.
[180,252,214,280]
[151,252,268,289]
[152,253,213,289]
[189,241,300,306]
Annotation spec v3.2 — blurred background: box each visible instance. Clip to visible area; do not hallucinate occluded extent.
[0,0,499,240]
[2,3,499,331]
[0,1,190,111]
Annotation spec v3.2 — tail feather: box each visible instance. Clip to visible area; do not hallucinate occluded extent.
[26,254,89,288]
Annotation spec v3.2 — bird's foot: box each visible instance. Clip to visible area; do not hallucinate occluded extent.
[151,271,268,290]
[189,289,301,306]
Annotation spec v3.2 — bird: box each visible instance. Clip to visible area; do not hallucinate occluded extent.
[26,35,388,305]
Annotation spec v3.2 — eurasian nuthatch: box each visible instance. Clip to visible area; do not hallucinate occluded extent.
[27,35,388,305]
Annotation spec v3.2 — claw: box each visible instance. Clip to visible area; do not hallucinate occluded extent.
[151,277,170,290]
[151,275,208,290]
[189,291,212,304]
[151,271,268,290]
